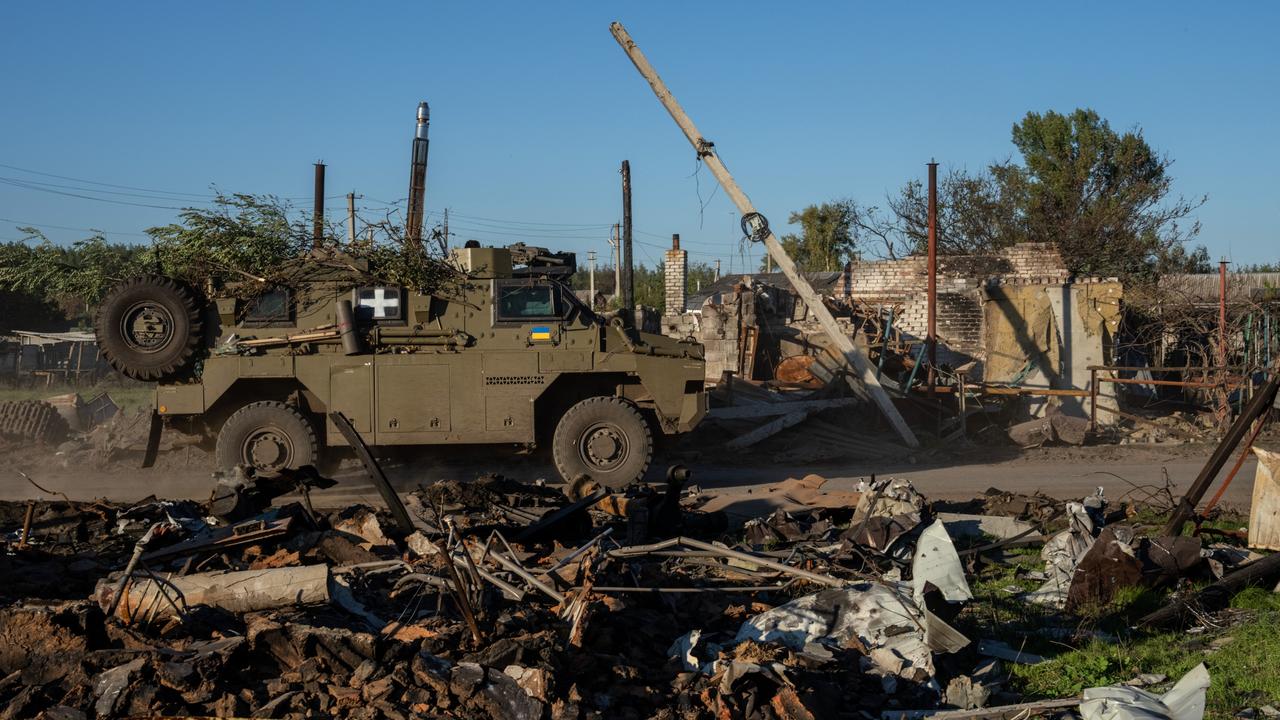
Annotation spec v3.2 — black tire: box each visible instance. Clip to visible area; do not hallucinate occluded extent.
[215,401,319,477]
[552,396,652,489]
[95,275,204,381]
[0,400,70,444]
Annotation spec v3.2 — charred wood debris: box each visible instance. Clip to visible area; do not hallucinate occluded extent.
[0,457,1269,720]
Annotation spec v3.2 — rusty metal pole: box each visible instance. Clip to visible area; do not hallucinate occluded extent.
[312,162,325,249]
[1219,259,1228,366]
[18,500,34,549]
[1219,259,1229,420]
[1089,367,1098,432]
[621,160,635,316]
[927,161,939,392]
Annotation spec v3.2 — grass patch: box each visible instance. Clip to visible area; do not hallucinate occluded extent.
[0,383,153,415]
[957,528,1280,718]
[1007,605,1280,718]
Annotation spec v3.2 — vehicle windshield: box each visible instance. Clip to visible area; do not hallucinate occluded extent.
[497,284,557,319]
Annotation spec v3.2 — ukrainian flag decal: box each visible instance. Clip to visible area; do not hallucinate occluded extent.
[530,326,553,342]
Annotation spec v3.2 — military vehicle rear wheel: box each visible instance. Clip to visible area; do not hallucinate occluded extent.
[552,396,652,489]
[215,401,319,477]
[95,275,204,381]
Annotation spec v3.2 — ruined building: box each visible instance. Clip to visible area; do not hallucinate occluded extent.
[661,241,1123,420]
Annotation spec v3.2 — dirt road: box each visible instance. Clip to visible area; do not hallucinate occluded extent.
[0,441,1259,522]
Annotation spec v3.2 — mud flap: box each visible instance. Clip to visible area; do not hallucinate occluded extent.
[141,410,162,468]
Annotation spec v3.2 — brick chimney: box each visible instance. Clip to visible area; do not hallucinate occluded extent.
[664,233,687,316]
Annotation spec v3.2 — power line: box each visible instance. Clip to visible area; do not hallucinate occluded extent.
[0,158,345,198]
[444,209,613,228]
[0,178,187,210]
[633,227,734,250]
[633,238,723,258]
[0,161,219,199]
[0,175,223,204]
[447,218,612,235]
[0,216,150,237]
[447,226,615,242]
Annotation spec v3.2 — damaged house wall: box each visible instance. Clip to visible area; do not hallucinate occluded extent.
[984,279,1123,419]
[840,243,1122,419]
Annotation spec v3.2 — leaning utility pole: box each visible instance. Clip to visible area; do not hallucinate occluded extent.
[609,21,919,448]
[312,162,326,250]
[621,160,635,314]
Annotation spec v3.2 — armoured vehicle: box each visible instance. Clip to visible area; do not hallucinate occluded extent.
[93,243,707,487]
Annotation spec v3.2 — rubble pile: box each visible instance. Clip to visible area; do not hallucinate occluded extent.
[0,465,1273,719]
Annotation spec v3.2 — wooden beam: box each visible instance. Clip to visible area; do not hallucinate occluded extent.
[609,22,919,449]
[727,408,820,449]
[707,397,857,420]
[881,698,1080,720]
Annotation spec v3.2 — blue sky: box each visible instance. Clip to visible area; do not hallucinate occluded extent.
[1,2,1276,273]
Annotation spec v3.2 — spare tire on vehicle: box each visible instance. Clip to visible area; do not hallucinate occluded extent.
[0,400,70,444]
[95,275,205,381]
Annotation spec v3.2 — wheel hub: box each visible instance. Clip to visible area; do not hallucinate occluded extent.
[120,302,174,353]
[581,424,628,470]
[245,429,292,470]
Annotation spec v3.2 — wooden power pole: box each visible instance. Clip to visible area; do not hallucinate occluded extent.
[347,192,357,244]
[609,21,919,448]
[621,160,635,314]
[610,224,622,300]
[587,250,597,306]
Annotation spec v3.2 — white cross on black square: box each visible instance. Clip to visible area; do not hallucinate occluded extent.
[355,287,402,320]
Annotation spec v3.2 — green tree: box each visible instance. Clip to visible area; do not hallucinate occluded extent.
[846,108,1207,280]
[1009,108,1204,278]
[687,261,717,297]
[0,193,456,321]
[0,231,148,326]
[144,193,308,284]
[1239,262,1280,273]
[849,166,1029,259]
[633,262,665,311]
[760,202,857,271]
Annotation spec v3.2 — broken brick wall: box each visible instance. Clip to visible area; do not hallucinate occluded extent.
[833,243,1091,380]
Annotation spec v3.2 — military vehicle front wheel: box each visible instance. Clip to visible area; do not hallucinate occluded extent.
[95,275,204,381]
[216,401,319,477]
[552,397,652,489]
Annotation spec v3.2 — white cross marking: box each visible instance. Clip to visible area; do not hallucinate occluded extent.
[360,288,400,318]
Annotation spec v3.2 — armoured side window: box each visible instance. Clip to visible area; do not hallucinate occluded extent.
[242,288,294,327]
[494,280,563,323]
